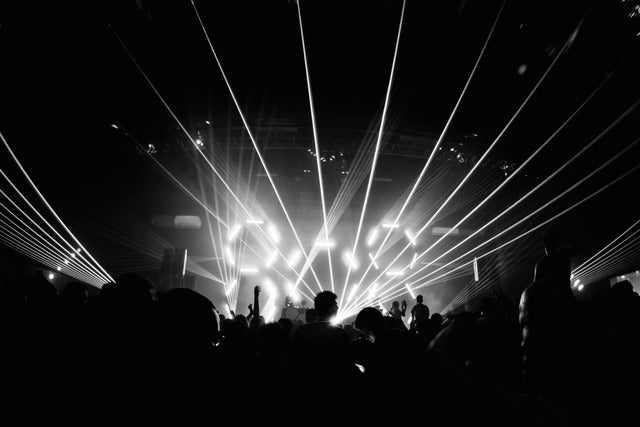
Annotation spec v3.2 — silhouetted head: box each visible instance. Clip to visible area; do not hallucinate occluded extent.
[314,291,338,321]
[430,312,443,327]
[160,287,219,349]
[391,301,399,308]
[115,273,156,309]
[416,295,424,304]
[355,307,386,336]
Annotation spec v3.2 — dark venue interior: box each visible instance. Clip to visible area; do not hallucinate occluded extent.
[1,0,639,423]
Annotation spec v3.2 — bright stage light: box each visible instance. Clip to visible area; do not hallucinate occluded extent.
[64,259,69,264]
[110,123,119,129]
[382,223,399,229]
[367,228,380,246]
[570,273,575,279]
[404,229,417,246]
[264,278,278,297]
[48,273,54,280]
[347,284,359,302]
[409,253,418,269]
[265,250,278,268]
[368,283,378,301]
[368,253,379,269]
[76,248,81,253]
[227,224,242,241]
[405,283,416,299]
[330,316,341,326]
[386,270,404,277]
[578,284,584,291]
[287,282,301,303]
[573,279,581,288]
[195,138,204,147]
[239,267,259,275]
[287,249,302,268]
[225,246,235,266]
[343,250,359,270]
[267,224,280,244]
[225,279,237,296]
[71,253,76,258]
[56,266,61,271]
[246,219,264,225]
[315,239,336,248]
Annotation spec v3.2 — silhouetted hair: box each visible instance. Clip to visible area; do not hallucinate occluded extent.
[314,291,338,318]
[416,295,424,303]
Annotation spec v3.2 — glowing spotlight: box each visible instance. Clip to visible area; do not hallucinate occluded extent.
[367,228,380,246]
[195,138,204,148]
[405,283,416,299]
[287,282,301,303]
[110,123,119,129]
[578,284,584,291]
[266,306,277,322]
[265,250,278,268]
[264,278,278,297]
[573,279,580,288]
[368,253,379,269]
[64,259,69,265]
[287,249,302,268]
[404,229,417,246]
[342,250,359,270]
[225,279,237,296]
[225,247,235,266]
[76,248,81,253]
[227,224,242,241]
[570,273,575,280]
[205,120,211,125]
[330,316,341,325]
[382,223,399,229]
[71,253,76,258]
[409,253,418,269]
[239,267,259,275]
[56,266,61,271]
[347,284,360,302]
[386,270,404,277]
[315,239,336,249]
[48,273,54,280]
[267,224,280,244]
[246,219,264,225]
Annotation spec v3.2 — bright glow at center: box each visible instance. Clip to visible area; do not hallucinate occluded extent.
[386,270,404,277]
[367,228,380,246]
[267,224,281,244]
[382,223,399,229]
[315,239,336,248]
[227,224,242,241]
[573,279,581,288]
[347,284,360,302]
[225,246,235,266]
[404,229,417,246]
[246,219,264,225]
[287,249,302,268]
[48,273,54,280]
[239,267,259,275]
[368,253,379,269]
[265,251,278,268]
[342,250,359,270]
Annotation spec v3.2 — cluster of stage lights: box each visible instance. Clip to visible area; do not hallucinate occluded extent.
[100,0,640,322]
[0,131,114,287]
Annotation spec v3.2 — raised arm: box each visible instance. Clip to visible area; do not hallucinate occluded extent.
[253,285,261,318]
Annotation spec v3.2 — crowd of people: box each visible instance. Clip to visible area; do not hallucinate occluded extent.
[1,235,639,425]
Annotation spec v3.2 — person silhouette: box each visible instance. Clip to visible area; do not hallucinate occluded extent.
[410,295,430,331]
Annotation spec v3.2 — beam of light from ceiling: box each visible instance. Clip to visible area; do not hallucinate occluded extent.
[190,0,324,291]
[339,0,408,309]
[1,132,114,283]
[297,0,336,292]
[344,56,638,315]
